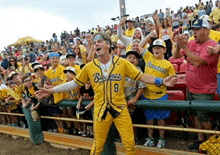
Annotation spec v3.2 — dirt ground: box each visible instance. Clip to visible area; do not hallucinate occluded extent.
[0,133,90,155]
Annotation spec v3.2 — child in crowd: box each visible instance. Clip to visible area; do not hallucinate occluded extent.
[59,67,81,134]
[0,81,10,126]
[66,52,81,75]
[33,65,50,88]
[5,81,22,127]
[124,50,146,143]
[139,32,175,148]
[43,52,66,132]
[77,80,94,137]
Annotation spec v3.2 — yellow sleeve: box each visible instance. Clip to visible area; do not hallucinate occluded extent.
[74,64,89,86]
[124,59,143,81]
[142,50,152,62]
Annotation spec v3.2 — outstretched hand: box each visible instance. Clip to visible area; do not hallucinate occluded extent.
[35,88,53,100]
[163,75,177,87]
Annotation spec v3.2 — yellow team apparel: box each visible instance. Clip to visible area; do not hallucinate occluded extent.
[74,56,142,155]
[111,35,119,42]
[45,65,66,104]
[73,64,81,75]
[210,8,220,24]
[74,56,143,121]
[0,89,8,101]
[142,50,175,99]
[200,135,220,155]
[7,88,22,101]
[79,44,87,54]
[125,28,135,38]
[62,79,81,100]
[18,64,33,74]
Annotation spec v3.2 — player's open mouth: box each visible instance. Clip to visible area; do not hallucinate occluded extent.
[96,48,101,51]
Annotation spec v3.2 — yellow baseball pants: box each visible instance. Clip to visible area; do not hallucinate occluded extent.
[90,108,136,155]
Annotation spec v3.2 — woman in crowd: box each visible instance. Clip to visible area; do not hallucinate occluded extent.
[7,57,20,73]
[159,18,174,60]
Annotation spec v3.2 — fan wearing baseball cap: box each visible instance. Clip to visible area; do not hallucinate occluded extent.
[60,67,81,134]
[66,52,81,75]
[139,32,175,148]
[174,18,219,151]
[189,15,220,43]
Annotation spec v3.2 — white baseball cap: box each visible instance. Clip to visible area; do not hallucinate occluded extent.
[190,19,209,29]
[63,67,77,75]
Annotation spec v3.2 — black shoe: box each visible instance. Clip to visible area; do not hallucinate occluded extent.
[187,140,204,151]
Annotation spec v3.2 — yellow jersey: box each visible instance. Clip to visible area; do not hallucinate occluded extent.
[210,8,220,24]
[18,64,33,74]
[111,35,119,42]
[142,50,175,99]
[45,65,66,104]
[62,79,80,100]
[7,88,22,101]
[125,28,135,38]
[74,56,143,122]
[45,65,66,86]
[0,89,8,101]
[79,44,86,54]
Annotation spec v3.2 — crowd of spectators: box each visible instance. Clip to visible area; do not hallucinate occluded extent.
[0,0,220,153]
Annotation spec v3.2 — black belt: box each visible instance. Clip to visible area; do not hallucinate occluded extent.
[102,106,120,121]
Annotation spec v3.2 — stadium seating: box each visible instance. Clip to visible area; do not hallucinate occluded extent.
[172,64,179,73]
[167,90,185,125]
[167,90,185,100]
[169,56,185,67]
[179,63,187,74]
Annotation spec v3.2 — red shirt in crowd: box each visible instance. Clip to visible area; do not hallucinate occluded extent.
[181,39,218,94]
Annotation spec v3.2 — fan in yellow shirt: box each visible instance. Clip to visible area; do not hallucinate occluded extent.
[125,19,135,37]
[210,3,220,24]
[139,32,175,148]
[76,38,87,54]
[44,52,66,104]
[59,67,81,134]
[111,30,119,42]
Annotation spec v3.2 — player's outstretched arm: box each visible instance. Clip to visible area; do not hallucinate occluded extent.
[140,74,177,87]
[35,80,80,99]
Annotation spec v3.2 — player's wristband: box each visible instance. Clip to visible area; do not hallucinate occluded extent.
[155,77,163,86]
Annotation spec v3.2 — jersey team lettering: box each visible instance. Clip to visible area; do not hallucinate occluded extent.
[93,73,122,83]
[147,61,168,75]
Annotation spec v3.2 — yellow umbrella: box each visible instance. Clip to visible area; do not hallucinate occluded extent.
[9,36,43,46]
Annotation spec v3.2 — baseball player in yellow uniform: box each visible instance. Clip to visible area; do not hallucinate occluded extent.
[36,33,177,155]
